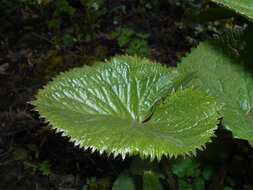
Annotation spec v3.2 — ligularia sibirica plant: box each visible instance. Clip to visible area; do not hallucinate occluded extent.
[32,56,221,161]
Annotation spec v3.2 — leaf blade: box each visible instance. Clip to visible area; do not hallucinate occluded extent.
[143,171,163,190]
[33,56,221,159]
[178,31,253,145]
[112,173,136,190]
[211,0,253,22]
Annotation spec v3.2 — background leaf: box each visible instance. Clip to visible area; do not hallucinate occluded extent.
[171,157,200,178]
[211,0,253,22]
[112,173,136,190]
[178,28,253,145]
[143,171,163,190]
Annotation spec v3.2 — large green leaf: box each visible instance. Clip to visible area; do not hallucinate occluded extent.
[33,56,220,160]
[211,0,253,22]
[178,29,253,145]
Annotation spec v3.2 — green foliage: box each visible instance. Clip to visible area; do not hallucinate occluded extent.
[177,179,193,190]
[112,159,164,190]
[48,0,76,29]
[47,0,82,50]
[172,157,201,178]
[47,0,105,49]
[171,157,214,190]
[178,27,253,145]
[33,56,221,160]
[22,0,43,4]
[110,28,150,56]
[82,177,111,190]
[52,27,84,50]
[12,146,52,175]
[81,0,104,10]
[112,173,136,190]
[211,0,253,22]
[223,187,234,190]
[130,157,160,176]
[143,171,163,190]
[82,177,97,190]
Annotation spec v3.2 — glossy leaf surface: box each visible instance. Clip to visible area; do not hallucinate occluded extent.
[178,31,253,145]
[211,0,253,22]
[33,56,220,160]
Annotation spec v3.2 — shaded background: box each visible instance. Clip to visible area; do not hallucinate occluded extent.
[0,0,252,189]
